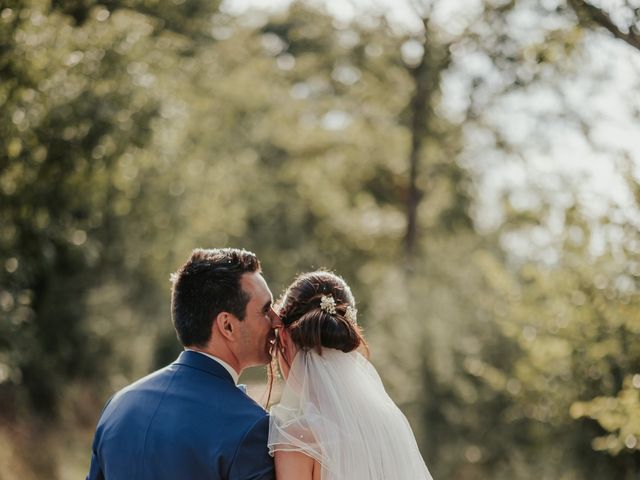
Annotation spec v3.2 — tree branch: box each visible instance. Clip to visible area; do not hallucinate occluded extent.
[568,0,640,52]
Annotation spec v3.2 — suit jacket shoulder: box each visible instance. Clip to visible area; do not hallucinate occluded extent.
[87,351,274,480]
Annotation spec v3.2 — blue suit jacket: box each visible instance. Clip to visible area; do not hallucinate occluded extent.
[86,351,274,480]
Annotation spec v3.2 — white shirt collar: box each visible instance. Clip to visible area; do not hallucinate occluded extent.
[185,349,239,384]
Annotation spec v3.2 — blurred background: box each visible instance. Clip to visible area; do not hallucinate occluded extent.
[1,0,639,478]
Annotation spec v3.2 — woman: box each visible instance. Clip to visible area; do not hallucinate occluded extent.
[268,271,433,480]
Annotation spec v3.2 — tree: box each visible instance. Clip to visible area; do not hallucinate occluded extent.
[0,0,225,415]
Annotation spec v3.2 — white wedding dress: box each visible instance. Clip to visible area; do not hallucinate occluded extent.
[268,348,433,480]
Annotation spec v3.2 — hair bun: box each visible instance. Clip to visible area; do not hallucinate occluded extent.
[289,309,360,353]
[278,271,367,355]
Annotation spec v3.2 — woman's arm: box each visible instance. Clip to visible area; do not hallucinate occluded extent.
[274,450,314,480]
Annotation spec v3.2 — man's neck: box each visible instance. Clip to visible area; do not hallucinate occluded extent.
[186,347,241,384]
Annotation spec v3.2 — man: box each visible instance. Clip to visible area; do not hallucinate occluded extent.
[87,248,277,479]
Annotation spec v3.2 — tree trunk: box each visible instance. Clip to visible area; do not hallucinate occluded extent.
[405,17,432,266]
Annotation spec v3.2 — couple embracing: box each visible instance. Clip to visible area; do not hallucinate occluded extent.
[87,248,433,480]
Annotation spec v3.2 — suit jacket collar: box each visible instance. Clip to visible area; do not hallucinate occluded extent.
[173,350,236,385]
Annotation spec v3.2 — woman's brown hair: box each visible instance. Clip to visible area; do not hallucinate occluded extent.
[277,270,367,355]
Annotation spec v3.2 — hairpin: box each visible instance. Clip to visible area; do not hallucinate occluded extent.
[320,295,337,314]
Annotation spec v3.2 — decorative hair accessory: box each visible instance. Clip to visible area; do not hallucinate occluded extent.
[320,295,358,325]
[320,295,337,314]
[345,305,358,325]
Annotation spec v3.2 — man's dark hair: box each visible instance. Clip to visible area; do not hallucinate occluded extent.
[170,248,261,347]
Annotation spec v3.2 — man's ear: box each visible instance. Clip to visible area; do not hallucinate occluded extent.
[214,312,235,341]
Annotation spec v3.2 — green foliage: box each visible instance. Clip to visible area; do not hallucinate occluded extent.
[0,1,165,413]
[572,375,640,455]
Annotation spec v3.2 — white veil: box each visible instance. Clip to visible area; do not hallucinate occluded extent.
[268,348,433,480]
